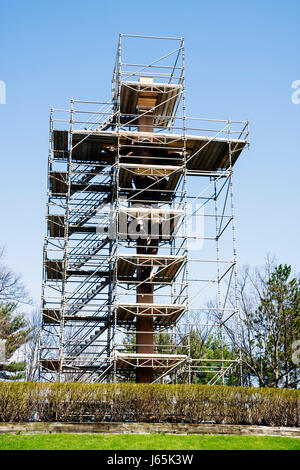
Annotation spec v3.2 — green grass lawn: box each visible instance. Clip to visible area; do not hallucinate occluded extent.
[0,433,299,450]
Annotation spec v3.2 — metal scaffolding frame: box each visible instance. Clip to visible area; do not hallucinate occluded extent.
[39,34,249,384]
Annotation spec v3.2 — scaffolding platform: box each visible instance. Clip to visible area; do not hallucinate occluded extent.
[116,303,186,326]
[53,129,246,170]
[40,359,102,372]
[69,225,97,233]
[42,309,61,323]
[53,130,68,159]
[40,359,60,371]
[48,215,65,238]
[50,172,112,196]
[114,353,187,371]
[42,309,107,324]
[120,81,182,126]
[117,254,185,282]
[119,163,182,191]
[45,260,109,280]
[45,260,63,279]
[47,220,99,235]
[50,172,67,195]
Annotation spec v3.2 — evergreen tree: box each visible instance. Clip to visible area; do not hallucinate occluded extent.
[250,264,300,387]
[0,248,31,380]
[0,303,31,380]
[232,262,300,388]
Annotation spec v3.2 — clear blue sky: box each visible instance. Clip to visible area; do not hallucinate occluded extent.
[0,0,299,308]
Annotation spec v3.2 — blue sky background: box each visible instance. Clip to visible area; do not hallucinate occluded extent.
[0,0,299,309]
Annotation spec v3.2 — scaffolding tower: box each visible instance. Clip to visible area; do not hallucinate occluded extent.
[39,34,249,384]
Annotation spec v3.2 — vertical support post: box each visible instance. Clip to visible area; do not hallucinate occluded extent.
[181,39,190,384]
[228,136,243,385]
[214,178,224,384]
[58,98,74,382]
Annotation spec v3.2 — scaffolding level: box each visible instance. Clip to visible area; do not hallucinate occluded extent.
[39,34,249,384]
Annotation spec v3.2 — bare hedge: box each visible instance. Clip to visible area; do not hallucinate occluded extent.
[0,382,298,426]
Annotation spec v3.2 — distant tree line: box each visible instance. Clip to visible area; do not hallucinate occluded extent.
[233,260,300,388]
[192,259,299,388]
[124,258,300,388]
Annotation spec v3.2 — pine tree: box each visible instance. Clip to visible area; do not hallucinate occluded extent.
[0,303,31,380]
[233,262,300,388]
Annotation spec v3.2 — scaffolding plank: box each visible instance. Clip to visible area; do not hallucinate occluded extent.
[116,303,185,326]
[40,359,101,372]
[63,315,107,322]
[71,183,112,193]
[65,129,246,170]
[117,254,184,282]
[71,132,116,162]
[50,172,67,195]
[118,163,181,192]
[114,353,187,370]
[42,309,61,324]
[48,215,65,238]
[53,130,68,158]
[45,260,63,280]
[42,309,107,323]
[66,269,109,278]
[40,359,60,371]
[69,225,97,233]
[120,81,182,127]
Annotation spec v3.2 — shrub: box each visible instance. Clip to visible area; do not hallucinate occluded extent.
[0,382,298,426]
